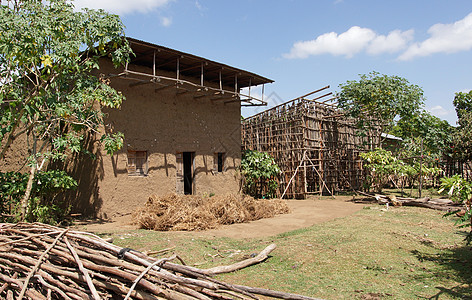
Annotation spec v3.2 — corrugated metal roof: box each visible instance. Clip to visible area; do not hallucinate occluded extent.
[381,133,403,141]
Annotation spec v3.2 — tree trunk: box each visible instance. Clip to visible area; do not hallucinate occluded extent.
[20,163,37,221]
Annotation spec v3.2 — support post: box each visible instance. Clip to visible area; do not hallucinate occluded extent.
[248,78,251,98]
[318,121,324,196]
[304,154,307,195]
[153,50,156,77]
[201,62,204,86]
[176,57,180,81]
[234,73,238,93]
[419,138,423,198]
[219,70,222,90]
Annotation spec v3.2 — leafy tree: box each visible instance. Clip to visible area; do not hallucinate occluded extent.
[241,150,281,198]
[337,71,425,148]
[451,91,472,160]
[393,110,453,162]
[0,0,131,220]
[453,90,472,121]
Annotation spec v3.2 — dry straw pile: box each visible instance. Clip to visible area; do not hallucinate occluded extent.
[133,194,290,231]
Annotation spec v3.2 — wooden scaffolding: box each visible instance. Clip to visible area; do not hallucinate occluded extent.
[242,86,379,198]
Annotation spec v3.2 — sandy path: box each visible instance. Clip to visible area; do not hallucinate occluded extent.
[199,197,364,239]
[80,197,365,239]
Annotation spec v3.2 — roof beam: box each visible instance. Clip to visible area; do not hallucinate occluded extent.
[127,38,273,89]
[115,69,267,106]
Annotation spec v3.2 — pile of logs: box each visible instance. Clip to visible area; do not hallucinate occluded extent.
[0,222,320,300]
[356,191,463,212]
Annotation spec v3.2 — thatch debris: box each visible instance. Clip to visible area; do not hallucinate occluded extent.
[133,194,290,231]
[0,222,321,300]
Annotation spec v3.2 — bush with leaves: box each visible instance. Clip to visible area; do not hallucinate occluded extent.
[361,147,444,194]
[0,172,27,220]
[241,150,281,198]
[360,148,405,192]
[439,175,472,244]
[0,170,77,224]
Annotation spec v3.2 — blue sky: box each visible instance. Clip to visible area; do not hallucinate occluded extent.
[74,0,472,125]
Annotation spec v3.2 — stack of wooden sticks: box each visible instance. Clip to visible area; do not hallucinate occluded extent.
[0,222,319,300]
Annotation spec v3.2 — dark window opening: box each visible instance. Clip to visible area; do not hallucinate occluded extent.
[183,152,193,195]
[217,152,225,172]
[128,150,148,176]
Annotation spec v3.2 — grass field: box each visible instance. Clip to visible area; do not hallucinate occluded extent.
[90,202,472,299]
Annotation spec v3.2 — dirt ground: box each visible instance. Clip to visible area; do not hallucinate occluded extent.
[77,196,365,239]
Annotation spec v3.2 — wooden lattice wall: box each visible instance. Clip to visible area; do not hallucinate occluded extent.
[242,88,379,198]
[442,159,472,182]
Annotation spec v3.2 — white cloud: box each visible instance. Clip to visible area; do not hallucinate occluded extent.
[367,29,414,55]
[160,16,172,27]
[195,0,202,11]
[285,13,472,60]
[73,0,172,15]
[284,26,413,59]
[428,105,450,117]
[399,13,472,60]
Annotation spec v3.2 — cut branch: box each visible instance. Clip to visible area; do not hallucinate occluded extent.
[199,244,276,275]
[0,223,321,300]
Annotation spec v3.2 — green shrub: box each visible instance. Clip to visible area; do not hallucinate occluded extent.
[360,148,404,192]
[241,150,281,198]
[439,175,472,244]
[0,170,77,224]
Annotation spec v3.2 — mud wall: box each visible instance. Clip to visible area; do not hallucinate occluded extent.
[85,60,242,218]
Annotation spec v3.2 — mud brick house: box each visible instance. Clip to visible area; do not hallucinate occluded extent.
[91,38,273,217]
[1,38,273,218]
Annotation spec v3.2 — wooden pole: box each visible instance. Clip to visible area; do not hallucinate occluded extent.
[318,120,324,196]
[304,156,307,195]
[176,57,180,81]
[419,138,423,198]
[200,62,204,86]
[219,70,222,90]
[281,150,306,199]
[305,155,333,197]
[234,73,238,93]
[248,78,251,98]
[153,50,156,77]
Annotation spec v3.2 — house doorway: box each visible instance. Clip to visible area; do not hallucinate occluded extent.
[183,152,194,195]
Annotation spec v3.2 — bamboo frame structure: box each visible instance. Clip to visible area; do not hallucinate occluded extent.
[442,158,472,181]
[242,86,379,198]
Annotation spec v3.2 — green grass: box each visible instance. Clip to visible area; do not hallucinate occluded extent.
[90,205,472,299]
